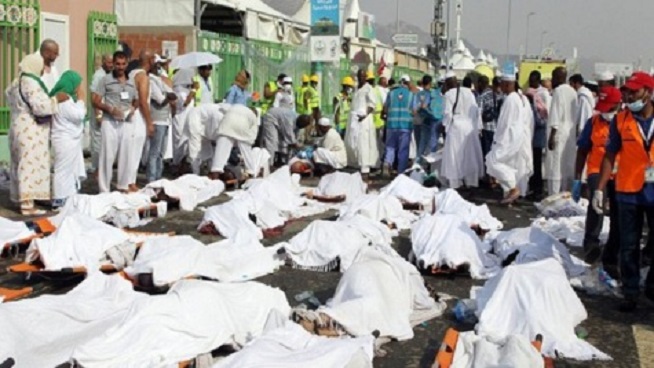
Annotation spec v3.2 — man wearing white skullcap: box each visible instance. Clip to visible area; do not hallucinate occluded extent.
[314,117,347,172]
[273,76,295,110]
[597,71,615,88]
[486,69,534,203]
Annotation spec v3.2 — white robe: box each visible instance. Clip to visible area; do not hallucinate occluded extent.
[441,87,483,188]
[185,103,229,174]
[545,84,578,192]
[576,86,596,134]
[314,128,347,169]
[52,99,87,200]
[344,83,379,172]
[485,91,534,195]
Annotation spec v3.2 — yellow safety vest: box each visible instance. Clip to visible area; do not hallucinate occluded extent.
[297,86,310,114]
[308,86,320,112]
[193,75,214,104]
[373,86,384,129]
[336,94,350,131]
[260,80,278,113]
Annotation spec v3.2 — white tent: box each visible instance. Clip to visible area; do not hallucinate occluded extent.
[116,0,309,45]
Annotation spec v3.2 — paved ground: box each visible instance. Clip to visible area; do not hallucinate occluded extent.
[1,172,653,368]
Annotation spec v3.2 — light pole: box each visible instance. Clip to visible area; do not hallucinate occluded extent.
[540,30,548,55]
[525,12,535,57]
[396,0,401,34]
[505,0,512,61]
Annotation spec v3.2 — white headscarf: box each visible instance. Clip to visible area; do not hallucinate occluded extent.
[18,53,44,78]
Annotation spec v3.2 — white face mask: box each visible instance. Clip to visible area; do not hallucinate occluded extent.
[601,112,616,121]
[284,84,293,92]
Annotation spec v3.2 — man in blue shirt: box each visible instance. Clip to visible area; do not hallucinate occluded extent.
[383,76,414,174]
[596,72,654,312]
[225,70,251,106]
[413,75,442,163]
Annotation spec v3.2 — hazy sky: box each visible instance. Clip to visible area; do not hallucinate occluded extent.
[360,0,651,65]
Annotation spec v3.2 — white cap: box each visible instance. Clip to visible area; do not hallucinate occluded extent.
[586,80,598,86]
[501,73,516,82]
[597,71,615,81]
[154,54,168,64]
[438,75,445,83]
[318,117,331,127]
[283,76,293,84]
[400,75,411,83]
[445,70,456,79]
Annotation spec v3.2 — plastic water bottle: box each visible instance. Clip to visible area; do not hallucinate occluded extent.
[294,290,314,302]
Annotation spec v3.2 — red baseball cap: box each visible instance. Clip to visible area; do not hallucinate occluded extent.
[595,86,622,113]
[623,72,654,91]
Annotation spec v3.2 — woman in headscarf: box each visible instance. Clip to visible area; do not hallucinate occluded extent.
[171,68,197,171]
[4,53,69,215]
[224,69,252,106]
[50,70,87,208]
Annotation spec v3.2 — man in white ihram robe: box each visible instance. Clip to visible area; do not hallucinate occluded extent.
[545,67,578,195]
[441,72,483,189]
[345,70,379,178]
[485,73,534,203]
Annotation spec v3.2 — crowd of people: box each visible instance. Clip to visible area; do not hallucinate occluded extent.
[4,40,653,310]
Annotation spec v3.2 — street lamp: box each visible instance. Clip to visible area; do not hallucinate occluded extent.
[540,30,548,55]
[525,12,536,57]
[505,0,512,60]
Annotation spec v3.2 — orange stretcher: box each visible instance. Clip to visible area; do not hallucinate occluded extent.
[0,286,33,302]
[434,328,554,368]
[2,218,57,258]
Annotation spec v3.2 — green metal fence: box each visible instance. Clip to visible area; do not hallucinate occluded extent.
[87,11,118,87]
[0,0,41,134]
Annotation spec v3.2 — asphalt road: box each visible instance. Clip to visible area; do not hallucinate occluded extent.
[0,174,652,368]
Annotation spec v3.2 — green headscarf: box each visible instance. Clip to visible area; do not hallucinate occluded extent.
[49,70,82,102]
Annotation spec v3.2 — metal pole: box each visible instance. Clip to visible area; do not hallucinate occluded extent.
[505,0,512,60]
[396,0,401,34]
[525,12,535,57]
[446,0,451,70]
[540,31,547,55]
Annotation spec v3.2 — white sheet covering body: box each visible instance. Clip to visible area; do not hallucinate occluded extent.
[26,214,133,271]
[0,217,34,245]
[52,192,162,229]
[489,226,587,277]
[125,235,284,285]
[474,259,610,360]
[319,247,445,340]
[0,274,146,368]
[434,189,503,230]
[450,332,544,368]
[142,174,225,211]
[380,174,439,208]
[411,214,498,279]
[314,171,367,200]
[213,321,374,368]
[441,86,483,189]
[485,91,533,195]
[339,193,416,231]
[72,280,291,368]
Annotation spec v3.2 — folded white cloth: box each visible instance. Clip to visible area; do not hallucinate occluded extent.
[141,174,225,211]
[474,259,611,360]
[71,280,292,368]
[411,214,499,279]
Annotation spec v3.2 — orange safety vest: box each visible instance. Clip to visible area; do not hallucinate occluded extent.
[615,110,654,193]
[586,115,610,175]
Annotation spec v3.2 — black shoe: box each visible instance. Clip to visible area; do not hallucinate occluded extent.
[618,299,638,313]
[584,245,602,264]
[645,288,654,303]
